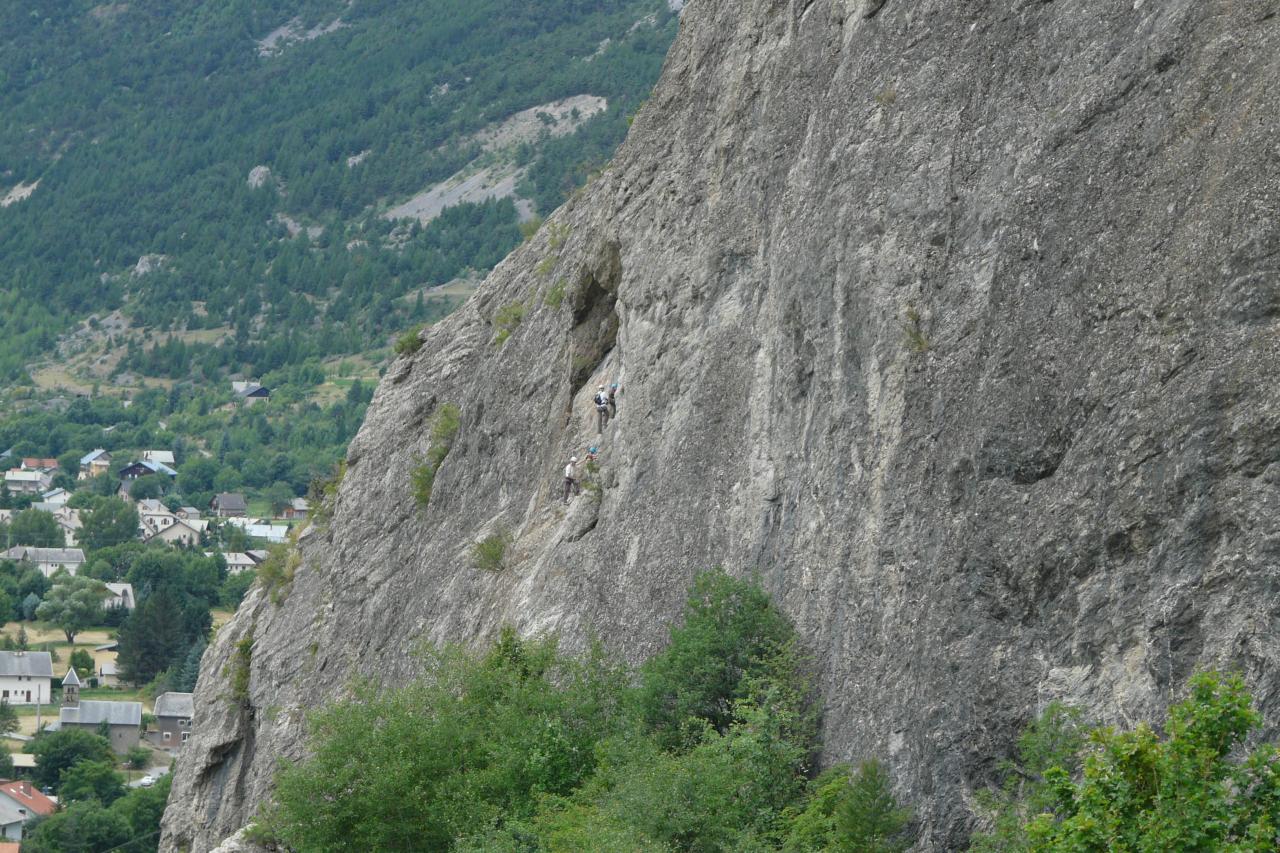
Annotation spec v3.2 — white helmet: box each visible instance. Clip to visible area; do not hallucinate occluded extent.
[570,456,578,463]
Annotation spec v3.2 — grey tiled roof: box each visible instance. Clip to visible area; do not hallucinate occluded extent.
[60,700,142,727]
[0,652,52,678]
[154,692,194,718]
[1,547,85,565]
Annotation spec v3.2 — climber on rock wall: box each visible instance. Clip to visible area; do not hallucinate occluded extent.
[594,385,611,433]
[562,455,580,503]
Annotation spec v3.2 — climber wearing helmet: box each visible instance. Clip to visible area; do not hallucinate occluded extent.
[607,382,619,418]
[593,385,611,433]
[563,455,580,503]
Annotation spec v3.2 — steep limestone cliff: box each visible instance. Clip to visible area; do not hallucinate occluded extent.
[163,0,1280,848]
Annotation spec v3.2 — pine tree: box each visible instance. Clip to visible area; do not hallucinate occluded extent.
[0,700,18,736]
[175,637,207,692]
[834,760,914,852]
[117,587,185,685]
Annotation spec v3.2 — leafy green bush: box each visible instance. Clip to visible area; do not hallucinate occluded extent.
[394,324,426,357]
[637,569,809,748]
[971,672,1280,851]
[492,302,525,347]
[470,529,511,572]
[970,702,1087,852]
[262,630,632,851]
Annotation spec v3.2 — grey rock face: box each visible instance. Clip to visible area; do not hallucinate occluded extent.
[163,0,1280,848]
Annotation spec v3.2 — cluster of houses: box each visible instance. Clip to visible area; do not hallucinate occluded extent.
[0,458,58,496]
[0,445,309,572]
[0,651,196,840]
[0,652,193,750]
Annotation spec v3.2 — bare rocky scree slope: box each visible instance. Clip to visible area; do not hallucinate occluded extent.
[163,0,1280,848]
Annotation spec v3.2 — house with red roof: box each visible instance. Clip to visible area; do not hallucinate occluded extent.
[0,779,56,821]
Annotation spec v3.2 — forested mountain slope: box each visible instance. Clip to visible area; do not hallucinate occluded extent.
[0,0,676,385]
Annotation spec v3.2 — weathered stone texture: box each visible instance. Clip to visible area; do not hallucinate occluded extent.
[164,0,1280,848]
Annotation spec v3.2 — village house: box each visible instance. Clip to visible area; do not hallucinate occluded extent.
[224,517,289,543]
[137,498,176,533]
[211,552,260,573]
[280,497,310,519]
[0,651,53,705]
[40,487,71,507]
[141,449,176,467]
[177,506,203,521]
[104,582,135,611]
[2,470,50,495]
[97,660,119,687]
[0,547,85,578]
[118,459,178,481]
[149,692,195,749]
[210,492,248,518]
[0,799,21,842]
[232,380,271,406]
[0,780,56,831]
[55,669,142,753]
[78,448,112,480]
[147,517,205,546]
[19,458,58,473]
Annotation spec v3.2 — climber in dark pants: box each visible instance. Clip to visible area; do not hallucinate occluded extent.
[562,456,580,503]
[608,382,619,419]
[594,385,610,433]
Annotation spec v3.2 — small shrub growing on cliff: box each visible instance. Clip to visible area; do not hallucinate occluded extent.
[224,631,254,708]
[306,459,346,528]
[394,323,426,357]
[899,305,928,353]
[492,301,525,347]
[546,221,571,250]
[412,403,461,508]
[470,529,511,572]
[535,255,558,278]
[519,215,543,241]
[544,277,567,309]
[256,543,300,605]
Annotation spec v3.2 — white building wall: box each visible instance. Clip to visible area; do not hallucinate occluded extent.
[0,676,51,705]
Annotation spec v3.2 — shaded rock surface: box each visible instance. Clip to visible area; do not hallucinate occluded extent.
[163,0,1280,848]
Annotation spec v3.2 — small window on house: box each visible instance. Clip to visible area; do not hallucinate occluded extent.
[163,732,171,741]
[181,732,189,742]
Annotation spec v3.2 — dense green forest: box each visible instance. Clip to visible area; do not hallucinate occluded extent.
[0,0,677,384]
